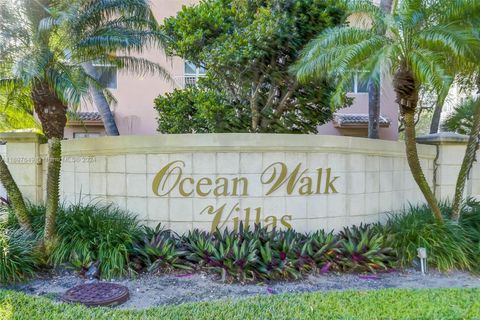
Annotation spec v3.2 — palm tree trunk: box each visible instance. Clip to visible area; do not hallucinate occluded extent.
[82,62,120,136]
[366,0,392,139]
[0,154,31,231]
[32,80,67,252]
[404,111,444,222]
[43,137,61,249]
[429,86,450,134]
[451,101,480,221]
[394,65,443,223]
[368,80,380,139]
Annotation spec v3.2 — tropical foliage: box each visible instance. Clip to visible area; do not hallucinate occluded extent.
[444,98,480,135]
[294,0,480,222]
[6,202,143,279]
[3,200,480,283]
[0,0,166,253]
[156,0,347,133]
[0,227,37,284]
[380,203,479,271]
[155,86,236,133]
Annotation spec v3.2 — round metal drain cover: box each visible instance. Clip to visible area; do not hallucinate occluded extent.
[63,282,129,307]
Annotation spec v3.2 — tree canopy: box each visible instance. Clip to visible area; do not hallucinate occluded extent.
[294,0,480,222]
[156,0,347,133]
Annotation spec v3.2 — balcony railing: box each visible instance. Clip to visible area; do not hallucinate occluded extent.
[174,74,205,88]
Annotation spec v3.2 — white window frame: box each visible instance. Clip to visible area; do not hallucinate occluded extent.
[73,132,101,139]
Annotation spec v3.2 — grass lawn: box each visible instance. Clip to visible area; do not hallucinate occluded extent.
[0,288,479,319]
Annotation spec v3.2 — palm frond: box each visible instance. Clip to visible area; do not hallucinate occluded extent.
[348,0,388,32]
[409,48,452,93]
[0,107,40,132]
[417,25,479,59]
[76,0,155,32]
[444,98,480,135]
[45,63,90,108]
[103,56,171,80]
[294,27,381,81]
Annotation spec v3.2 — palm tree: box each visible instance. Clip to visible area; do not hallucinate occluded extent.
[444,76,480,220]
[0,0,167,250]
[0,0,49,232]
[0,87,40,232]
[1,0,92,248]
[47,0,169,136]
[451,97,480,220]
[295,0,479,223]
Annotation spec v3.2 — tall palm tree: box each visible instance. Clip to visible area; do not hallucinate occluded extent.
[444,72,480,221]
[46,0,169,135]
[0,88,40,232]
[451,97,480,220]
[0,0,167,250]
[1,0,94,247]
[295,0,479,222]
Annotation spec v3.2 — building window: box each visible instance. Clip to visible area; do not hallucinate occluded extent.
[73,132,101,139]
[350,71,369,93]
[183,61,206,86]
[92,64,117,89]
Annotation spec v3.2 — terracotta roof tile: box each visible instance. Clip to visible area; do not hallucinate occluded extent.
[333,113,391,127]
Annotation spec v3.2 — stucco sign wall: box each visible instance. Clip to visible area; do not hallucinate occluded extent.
[3,132,477,234]
[34,133,451,234]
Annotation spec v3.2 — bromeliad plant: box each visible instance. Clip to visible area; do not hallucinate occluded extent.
[162,224,396,283]
[302,230,340,273]
[131,225,188,274]
[338,224,396,273]
[3,203,397,283]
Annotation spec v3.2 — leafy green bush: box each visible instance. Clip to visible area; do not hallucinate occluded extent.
[381,205,476,271]
[0,227,37,283]
[154,85,243,133]
[6,202,144,278]
[50,202,143,279]
[6,203,48,236]
[302,230,339,272]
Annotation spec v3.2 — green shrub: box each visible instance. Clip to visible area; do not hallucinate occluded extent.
[154,85,242,133]
[6,203,48,237]
[50,202,143,279]
[0,227,37,283]
[382,205,475,271]
[180,228,260,282]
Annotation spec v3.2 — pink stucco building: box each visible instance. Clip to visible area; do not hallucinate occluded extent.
[65,0,399,141]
